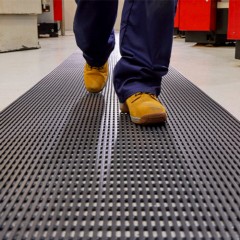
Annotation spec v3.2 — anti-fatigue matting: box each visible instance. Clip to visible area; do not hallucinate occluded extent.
[0,51,240,240]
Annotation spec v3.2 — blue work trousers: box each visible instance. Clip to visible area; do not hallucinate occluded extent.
[74,0,177,103]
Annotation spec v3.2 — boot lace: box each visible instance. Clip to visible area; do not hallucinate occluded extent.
[87,64,104,71]
[90,66,104,70]
[131,92,157,103]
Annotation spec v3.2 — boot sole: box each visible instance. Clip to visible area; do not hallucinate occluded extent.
[120,103,167,125]
[131,113,167,125]
[87,87,104,93]
[85,80,107,93]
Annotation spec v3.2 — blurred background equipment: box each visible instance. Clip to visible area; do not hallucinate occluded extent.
[0,0,42,52]
[38,0,63,37]
[174,0,240,59]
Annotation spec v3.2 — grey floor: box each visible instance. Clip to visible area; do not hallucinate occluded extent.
[0,32,240,121]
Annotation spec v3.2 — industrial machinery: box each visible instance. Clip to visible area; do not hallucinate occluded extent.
[174,0,240,59]
[227,0,240,59]
[0,0,41,52]
[38,0,62,37]
[178,0,229,44]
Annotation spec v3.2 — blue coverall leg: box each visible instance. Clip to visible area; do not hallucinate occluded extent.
[73,0,177,103]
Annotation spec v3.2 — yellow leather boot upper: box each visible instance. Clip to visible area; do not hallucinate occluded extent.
[120,92,167,124]
[83,62,108,93]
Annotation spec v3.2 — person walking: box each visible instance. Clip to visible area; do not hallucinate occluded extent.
[74,0,177,124]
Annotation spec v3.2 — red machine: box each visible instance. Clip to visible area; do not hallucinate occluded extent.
[177,0,228,44]
[228,0,240,39]
[228,0,240,59]
[179,0,217,31]
[174,0,240,59]
[53,0,62,21]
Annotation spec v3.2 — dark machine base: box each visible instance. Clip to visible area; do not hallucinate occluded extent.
[185,31,227,45]
[235,41,240,59]
[0,51,240,239]
[173,28,185,38]
[185,8,229,45]
[38,22,59,37]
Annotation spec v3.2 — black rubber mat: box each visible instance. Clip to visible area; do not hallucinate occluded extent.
[0,50,240,240]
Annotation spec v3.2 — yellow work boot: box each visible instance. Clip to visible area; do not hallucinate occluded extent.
[120,92,167,124]
[83,62,108,93]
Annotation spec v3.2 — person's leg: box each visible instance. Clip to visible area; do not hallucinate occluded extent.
[114,0,177,103]
[73,0,118,67]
